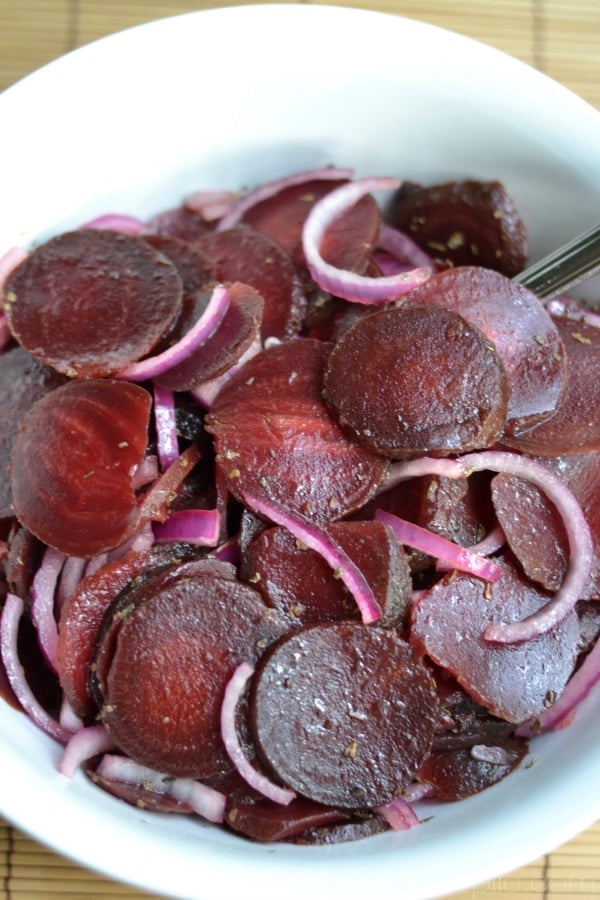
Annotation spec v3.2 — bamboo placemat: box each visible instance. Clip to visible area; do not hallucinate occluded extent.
[0,1,599,898]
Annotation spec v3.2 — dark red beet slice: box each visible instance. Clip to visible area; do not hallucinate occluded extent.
[402,267,567,435]
[250,622,439,808]
[502,317,600,455]
[432,685,514,752]
[205,338,388,523]
[3,524,44,600]
[0,347,67,518]
[293,814,390,845]
[226,798,350,842]
[145,205,213,243]
[98,562,287,779]
[3,230,183,377]
[10,379,151,557]
[388,180,528,275]
[155,282,263,391]
[410,556,580,722]
[142,234,215,294]
[57,544,201,718]
[417,737,528,801]
[324,304,508,459]
[241,520,412,627]
[491,452,600,595]
[194,225,307,340]
[242,179,380,273]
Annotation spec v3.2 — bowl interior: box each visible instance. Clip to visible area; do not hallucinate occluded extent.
[1,6,600,899]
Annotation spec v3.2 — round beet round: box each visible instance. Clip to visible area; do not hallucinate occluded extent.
[250,622,438,808]
[3,229,183,377]
[324,304,508,459]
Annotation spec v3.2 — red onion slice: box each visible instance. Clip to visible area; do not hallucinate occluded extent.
[59,697,84,733]
[80,213,145,235]
[221,662,296,805]
[153,384,179,470]
[384,450,593,643]
[0,593,70,743]
[241,491,381,625]
[153,508,221,546]
[375,509,502,583]
[374,795,420,830]
[96,754,226,823]
[516,635,600,737]
[378,224,435,269]
[56,556,88,612]
[31,546,67,672]
[302,177,431,303]
[59,724,116,779]
[216,166,353,231]
[117,284,230,382]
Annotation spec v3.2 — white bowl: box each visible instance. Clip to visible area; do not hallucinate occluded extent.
[1,5,599,899]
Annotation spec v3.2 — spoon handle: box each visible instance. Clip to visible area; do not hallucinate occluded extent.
[514,221,600,300]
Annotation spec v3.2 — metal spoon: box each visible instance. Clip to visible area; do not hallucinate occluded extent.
[513,221,600,300]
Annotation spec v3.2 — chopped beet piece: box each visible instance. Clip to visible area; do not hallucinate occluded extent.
[502,317,600,455]
[97,561,287,779]
[155,282,263,391]
[206,338,388,523]
[10,379,151,557]
[87,765,194,814]
[57,544,202,718]
[410,556,580,722]
[402,267,567,436]
[388,179,528,275]
[418,736,528,801]
[226,798,350,842]
[293,813,390,844]
[241,520,412,627]
[324,304,508,458]
[194,225,307,339]
[3,230,183,377]
[0,347,67,518]
[250,622,439,808]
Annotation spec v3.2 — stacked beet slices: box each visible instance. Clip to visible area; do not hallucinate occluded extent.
[1,166,599,846]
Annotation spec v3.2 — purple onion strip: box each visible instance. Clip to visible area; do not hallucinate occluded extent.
[153,508,221,547]
[153,384,179,471]
[117,284,230,382]
[0,593,70,743]
[375,795,420,830]
[59,724,116,779]
[31,546,67,672]
[242,491,381,624]
[221,662,296,805]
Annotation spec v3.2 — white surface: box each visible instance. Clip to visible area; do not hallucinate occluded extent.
[1,5,599,899]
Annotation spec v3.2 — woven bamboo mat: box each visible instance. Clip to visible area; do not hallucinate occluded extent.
[0,1,599,898]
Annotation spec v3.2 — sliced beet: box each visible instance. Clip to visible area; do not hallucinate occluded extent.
[388,179,528,275]
[491,452,600,595]
[142,234,215,294]
[410,556,580,722]
[324,304,508,459]
[194,225,307,340]
[226,798,350,842]
[241,179,380,273]
[293,814,390,845]
[0,346,67,518]
[87,765,194,814]
[205,338,389,523]
[402,266,567,435]
[502,317,600,455]
[3,230,183,377]
[250,622,439,808]
[417,737,528,801]
[145,205,213,243]
[241,520,412,627]
[10,379,151,557]
[155,282,263,392]
[98,562,287,779]
[57,545,202,718]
